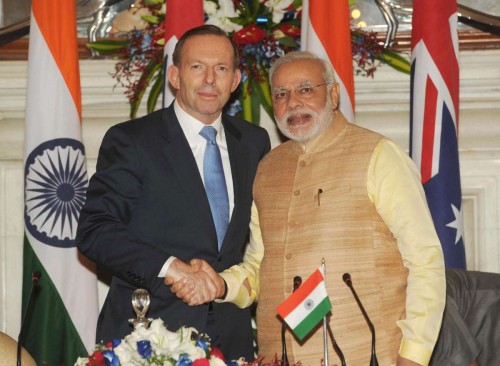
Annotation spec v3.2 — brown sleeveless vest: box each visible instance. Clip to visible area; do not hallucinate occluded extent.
[254,115,407,365]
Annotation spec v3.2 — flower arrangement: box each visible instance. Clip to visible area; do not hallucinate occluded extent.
[87,0,410,120]
[75,318,290,366]
[75,319,239,366]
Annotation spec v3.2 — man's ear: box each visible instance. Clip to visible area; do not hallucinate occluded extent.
[330,82,340,110]
[231,68,242,93]
[167,65,180,90]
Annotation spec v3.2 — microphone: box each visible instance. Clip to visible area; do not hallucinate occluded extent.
[281,276,302,366]
[343,273,378,366]
[17,271,41,366]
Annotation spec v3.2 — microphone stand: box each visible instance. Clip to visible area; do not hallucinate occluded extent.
[17,271,41,366]
[281,276,302,366]
[326,318,346,366]
[343,273,378,366]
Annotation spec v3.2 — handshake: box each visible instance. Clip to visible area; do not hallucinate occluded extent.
[164,258,226,306]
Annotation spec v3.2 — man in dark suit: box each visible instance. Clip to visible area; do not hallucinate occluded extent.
[76,25,270,360]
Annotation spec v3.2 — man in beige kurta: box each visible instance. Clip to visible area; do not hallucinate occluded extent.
[254,52,445,366]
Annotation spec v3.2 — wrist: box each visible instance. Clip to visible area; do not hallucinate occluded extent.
[218,278,228,300]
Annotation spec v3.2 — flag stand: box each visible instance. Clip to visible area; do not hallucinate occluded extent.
[321,259,328,366]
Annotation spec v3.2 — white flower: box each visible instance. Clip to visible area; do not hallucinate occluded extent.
[114,340,143,364]
[210,356,227,366]
[204,0,243,33]
[74,357,88,366]
[264,0,294,24]
[204,0,218,15]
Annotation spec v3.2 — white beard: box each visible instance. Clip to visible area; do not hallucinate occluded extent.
[275,98,335,143]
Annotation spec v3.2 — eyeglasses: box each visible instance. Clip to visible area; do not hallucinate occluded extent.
[271,83,331,102]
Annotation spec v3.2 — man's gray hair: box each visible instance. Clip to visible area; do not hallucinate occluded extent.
[269,51,336,88]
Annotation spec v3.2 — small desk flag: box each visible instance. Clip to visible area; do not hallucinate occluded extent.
[277,267,331,340]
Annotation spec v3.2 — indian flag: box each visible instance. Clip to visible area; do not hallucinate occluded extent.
[301,0,355,122]
[277,267,332,340]
[22,0,99,364]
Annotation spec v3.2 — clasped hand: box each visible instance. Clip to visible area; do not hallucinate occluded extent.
[164,258,225,306]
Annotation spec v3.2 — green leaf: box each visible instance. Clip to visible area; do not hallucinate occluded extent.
[147,69,164,114]
[379,49,411,74]
[130,60,162,118]
[86,39,129,53]
[250,86,261,124]
[227,16,248,26]
[253,79,273,122]
[278,36,298,48]
[242,80,253,122]
[142,15,160,24]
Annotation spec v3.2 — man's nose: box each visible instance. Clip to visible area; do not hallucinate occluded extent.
[286,90,303,109]
[204,68,215,85]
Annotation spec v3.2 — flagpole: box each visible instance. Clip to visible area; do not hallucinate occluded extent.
[322,258,328,366]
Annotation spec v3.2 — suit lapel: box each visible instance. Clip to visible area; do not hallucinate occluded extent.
[222,116,249,250]
[160,107,216,243]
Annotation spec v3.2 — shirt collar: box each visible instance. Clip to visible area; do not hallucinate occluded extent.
[174,100,224,145]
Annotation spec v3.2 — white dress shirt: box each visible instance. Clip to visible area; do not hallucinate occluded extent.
[160,100,235,276]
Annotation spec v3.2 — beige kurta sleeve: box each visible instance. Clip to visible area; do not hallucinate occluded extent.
[215,201,264,308]
[367,139,446,366]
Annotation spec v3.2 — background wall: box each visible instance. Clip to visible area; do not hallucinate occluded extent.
[1,50,500,340]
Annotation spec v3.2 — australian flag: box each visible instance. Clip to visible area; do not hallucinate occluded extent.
[410,0,466,269]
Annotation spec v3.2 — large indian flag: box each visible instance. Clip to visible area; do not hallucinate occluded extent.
[301,0,355,122]
[277,267,332,340]
[22,0,99,364]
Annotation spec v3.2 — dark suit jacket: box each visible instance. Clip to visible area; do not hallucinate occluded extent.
[76,104,270,360]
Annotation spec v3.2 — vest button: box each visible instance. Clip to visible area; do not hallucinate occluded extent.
[285,253,293,260]
[299,160,306,167]
[293,189,300,196]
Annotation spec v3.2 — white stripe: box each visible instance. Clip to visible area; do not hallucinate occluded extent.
[411,40,457,179]
[284,281,329,329]
[25,13,98,352]
[163,36,178,108]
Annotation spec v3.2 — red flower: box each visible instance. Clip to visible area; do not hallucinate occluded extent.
[280,24,300,37]
[233,24,266,44]
[152,21,165,45]
[193,359,210,366]
[210,347,226,362]
[87,351,106,366]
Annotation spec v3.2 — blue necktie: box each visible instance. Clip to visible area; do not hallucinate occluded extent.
[200,126,229,250]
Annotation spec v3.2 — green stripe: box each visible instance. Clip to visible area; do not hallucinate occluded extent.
[293,297,332,340]
[22,237,88,365]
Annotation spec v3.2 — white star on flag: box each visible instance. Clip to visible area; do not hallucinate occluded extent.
[446,203,464,244]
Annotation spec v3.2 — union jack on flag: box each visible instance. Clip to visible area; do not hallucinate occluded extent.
[410,0,466,268]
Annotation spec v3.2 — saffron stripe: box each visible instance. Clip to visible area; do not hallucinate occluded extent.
[277,268,324,317]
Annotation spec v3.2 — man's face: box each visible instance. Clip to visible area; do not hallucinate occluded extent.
[167,35,241,124]
[271,60,339,143]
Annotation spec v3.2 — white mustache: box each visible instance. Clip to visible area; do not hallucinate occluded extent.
[284,108,318,122]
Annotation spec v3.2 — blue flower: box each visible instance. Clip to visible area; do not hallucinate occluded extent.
[111,338,122,348]
[102,350,120,366]
[176,353,193,366]
[196,338,208,351]
[137,340,152,359]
